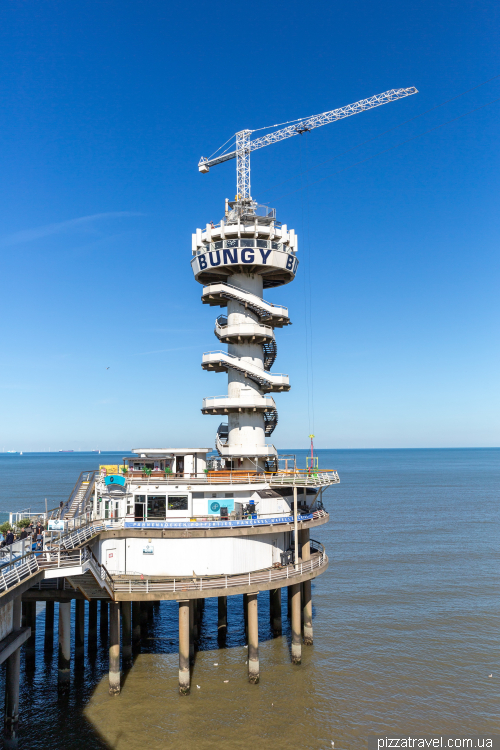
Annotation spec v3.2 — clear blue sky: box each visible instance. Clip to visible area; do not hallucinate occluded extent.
[0,0,498,451]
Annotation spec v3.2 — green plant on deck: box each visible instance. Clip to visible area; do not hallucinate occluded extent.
[121,465,128,474]
[17,518,32,529]
[144,467,152,477]
[0,522,11,536]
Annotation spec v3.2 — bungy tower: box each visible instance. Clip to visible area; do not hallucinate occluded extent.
[194,199,296,471]
[0,90,417,740]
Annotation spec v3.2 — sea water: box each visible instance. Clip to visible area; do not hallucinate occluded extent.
[0,448,498,749]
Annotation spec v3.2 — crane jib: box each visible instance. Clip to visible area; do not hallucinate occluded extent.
[198,86,418,198]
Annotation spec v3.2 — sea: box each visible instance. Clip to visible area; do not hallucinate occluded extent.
[0,448,498,749]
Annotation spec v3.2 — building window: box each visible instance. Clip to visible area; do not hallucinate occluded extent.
[192,492,204,498]
[147,495,166,520]
[168,496,188,511]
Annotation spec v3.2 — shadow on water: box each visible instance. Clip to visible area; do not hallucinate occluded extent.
[0,590,293,750]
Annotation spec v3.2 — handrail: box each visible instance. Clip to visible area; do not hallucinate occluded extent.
[203,281,288,313]
[202,350,288,378]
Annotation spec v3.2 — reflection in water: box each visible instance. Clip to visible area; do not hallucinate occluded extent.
[0,449,498,749]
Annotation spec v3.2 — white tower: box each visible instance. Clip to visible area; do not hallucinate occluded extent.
[192,200,297,469]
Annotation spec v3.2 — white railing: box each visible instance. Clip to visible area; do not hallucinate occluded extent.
[202,350,289,380]
[202,282,289,316]
[112,545,327,594]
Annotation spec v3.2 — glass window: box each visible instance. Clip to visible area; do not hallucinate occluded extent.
[214,240,223,249]
[225,239,238,248]
[256,240,268,248]
[241,239,254,247]
[271,242,281,250]
[192,492,204,498]
[168,496,188,511]
[135,495,146,503]
[147,495,166,519]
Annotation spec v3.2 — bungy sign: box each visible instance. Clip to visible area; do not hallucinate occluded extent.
[191,247,299,278]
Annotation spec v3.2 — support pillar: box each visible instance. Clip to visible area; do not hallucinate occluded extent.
[300,529,313,645]
[140,601,148,627]
[4,595,22,748]
[269,588,282,634]
[75,599,85,659]
[108,602,121,694]
[287,585,292,620]
[58,602,71,690]
[290,583,301,664]
[247,593,259,684]
[192,600,199,642]
[243,593,248,636]
[100,600,108,638]
[132,601,141,647]
[25,602,36,655]
[217,596,227,636]
[88,600,97,648]
[44,600,54,649]
[178,601,190,695]
[189,601,194,662]
[121,602,132,665]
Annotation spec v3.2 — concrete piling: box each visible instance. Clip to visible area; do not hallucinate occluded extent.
[44,600,54,649]
[178,601,190,695]
[247,593,259,684]
[269,588,282,634]
[108,602,121,694]
[300,529,313,645]
[121,602,132,665]
[140,601,148,628]
[217,596,227,638]
[88,600,97,648]
[132,601,141,647]
[24,602,36,656]
[58,602,71,689]
[4,595,22,749]
[75,600,85,659]
[290,584,302,664]
[100,600,108,638]
[189,601,195,661]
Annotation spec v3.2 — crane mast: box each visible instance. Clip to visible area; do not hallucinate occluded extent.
[199,87,418,201]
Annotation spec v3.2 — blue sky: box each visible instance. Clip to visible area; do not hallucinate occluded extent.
[0,0,498,450]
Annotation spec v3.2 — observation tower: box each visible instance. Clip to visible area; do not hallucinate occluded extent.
[0,89,417,738]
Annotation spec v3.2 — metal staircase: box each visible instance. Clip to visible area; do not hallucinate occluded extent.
[202,351,290,392]
[62,471,96,520]
[262,338,277,371]
[202,283,291,327]
[263,408,278,436]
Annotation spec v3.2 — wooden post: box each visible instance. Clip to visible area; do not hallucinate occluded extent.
[300,529,313,645]
[108,602,121,694]
[269,588,282,634]
[121,602,132,665]
[75,600,85,659]
[290,583,301,664]
[58,602,71,690]
[178,601,190,695]
[4,595,22,748]
[247,593,259,684]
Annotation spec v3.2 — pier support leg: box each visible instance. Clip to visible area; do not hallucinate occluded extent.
[88,600,97,649]
[44,600,54,650]
[140,602,148,628]
[270,588,282,634]
[25,602,36,656]
[178,601,190,695]
[217,596,227,637]
[247,593,259,684]
[100,600,108,640]
[121,602,132,666]
[290,584,302,664]
[192,600,199,642]
[4,595,22,748]
[243,593,248,636]
[108,602,121,695]
[300,529,313,645]
[75,600,85,660]
[287,585,292,620]
[132,601,141,647]
[189,601,195,662]
[58,602,71,690]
